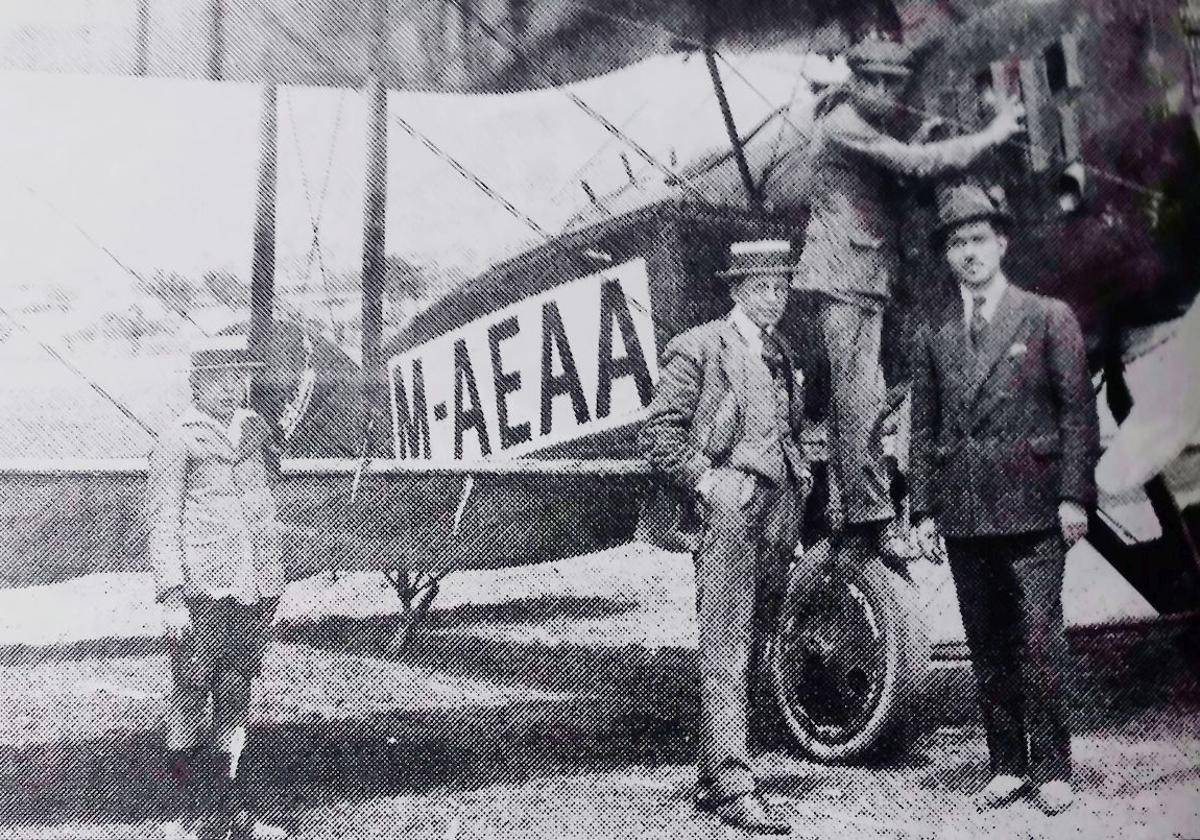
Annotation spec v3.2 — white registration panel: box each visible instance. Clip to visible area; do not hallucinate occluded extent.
[388,258,658,461]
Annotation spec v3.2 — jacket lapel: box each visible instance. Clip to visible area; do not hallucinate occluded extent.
[933,302,972,435]
[232,411,270,462]
[965,286,1031,421]
[718,314,750,396]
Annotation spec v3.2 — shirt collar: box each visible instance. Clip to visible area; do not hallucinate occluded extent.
[729,305,770,352]
[960,273,1008,325]
[183,406,257,448]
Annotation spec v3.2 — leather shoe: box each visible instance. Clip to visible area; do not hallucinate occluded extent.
[230,811,290,839]
[710,792,791,835]
[1034,780,1074,815]
[972,774,1029,810]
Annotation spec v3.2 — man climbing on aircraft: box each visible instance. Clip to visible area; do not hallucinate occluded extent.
[145,334,288,840]
[909,182,1099,815]
[640,239,811,836]
[795,35,1026,564]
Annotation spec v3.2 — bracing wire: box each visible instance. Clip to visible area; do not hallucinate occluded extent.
[13,181,212,338]
[445,0,712,207]
[546,97,656,206]
[556,0,818,142]
[0,305,156,437]
[390,111,553,240]
[555,0,1168,201]
[0,176,218,440]
[284,89,349,330]
[558,86,725,229]
[384,107,678,335]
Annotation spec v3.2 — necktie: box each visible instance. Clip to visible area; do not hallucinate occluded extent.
[761,330,785,378]
[969,294,988,350]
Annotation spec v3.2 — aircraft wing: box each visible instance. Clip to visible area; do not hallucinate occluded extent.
[0,0,962,93]
[563,96,818,229]
[0,456,658,588]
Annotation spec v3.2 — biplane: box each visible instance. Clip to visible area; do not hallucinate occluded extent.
[0,0,1197,763]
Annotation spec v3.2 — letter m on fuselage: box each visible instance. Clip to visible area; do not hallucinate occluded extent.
[390,357,431,459]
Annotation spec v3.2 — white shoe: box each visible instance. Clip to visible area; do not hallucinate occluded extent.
[159,819,199,840]
[972,774,1029,810]
[1035,780,1074,815]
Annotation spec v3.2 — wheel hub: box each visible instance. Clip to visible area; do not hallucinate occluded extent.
[776,578,887,745]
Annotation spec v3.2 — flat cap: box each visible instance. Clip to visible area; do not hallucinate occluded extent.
[846,37,913,78]
[190,334,263,371]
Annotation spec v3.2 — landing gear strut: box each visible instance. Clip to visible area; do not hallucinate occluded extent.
[382,568,441,656]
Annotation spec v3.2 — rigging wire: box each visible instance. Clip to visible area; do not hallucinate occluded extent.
[556,0,818,141]
[284,88,349,331]
[553,0,1167,201]
[386,108,673,331]
[545,96,656,206]
[0,305,156,437]
[445,0,712,207]
[0,176,215,442]
[390,110,553,240]
[557,87,730,230]
[764,52,815,171]
[11,180,212,338]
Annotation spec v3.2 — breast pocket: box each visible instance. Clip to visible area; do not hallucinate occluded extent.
[848,229,884,250]
[840,228,892,290]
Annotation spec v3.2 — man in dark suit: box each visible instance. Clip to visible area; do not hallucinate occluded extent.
[909,183,1100,815]
[795,36,1025,558]
[640,240,810,836]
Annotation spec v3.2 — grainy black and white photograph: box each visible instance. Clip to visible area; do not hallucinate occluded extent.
[0,1,1197,838]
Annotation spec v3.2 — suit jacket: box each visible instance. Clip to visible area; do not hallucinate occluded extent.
[796,99,1001,301]
[145,408,285,603]
[909,284,1100,537]
[639,314,806,491]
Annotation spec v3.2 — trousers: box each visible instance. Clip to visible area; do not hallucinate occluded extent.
[694,467,802,798]
[816,297,894,527]
[946,530,1072,782]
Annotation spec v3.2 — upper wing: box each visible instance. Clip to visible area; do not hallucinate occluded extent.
[0,0,960,93]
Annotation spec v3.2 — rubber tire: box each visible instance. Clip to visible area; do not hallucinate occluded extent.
[767,548,931,763]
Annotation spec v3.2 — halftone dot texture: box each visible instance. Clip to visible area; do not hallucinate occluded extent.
[0,1,1198,839]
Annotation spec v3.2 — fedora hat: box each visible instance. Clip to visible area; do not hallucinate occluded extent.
[190,334,263,372]
[716,239,795,281]
[846,37,913,79]
[932,182,1012,246]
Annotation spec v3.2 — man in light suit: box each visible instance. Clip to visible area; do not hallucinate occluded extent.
[796,37,1025,557]
[640,240,810,836]
[146,335,288,840]
[909,183,1100,815]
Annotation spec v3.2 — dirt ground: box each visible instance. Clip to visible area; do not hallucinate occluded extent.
[0,548,1196,840]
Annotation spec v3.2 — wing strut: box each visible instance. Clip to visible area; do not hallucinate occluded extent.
[249,84,279,370]
[704,45,763,216]
[360,0,390,445]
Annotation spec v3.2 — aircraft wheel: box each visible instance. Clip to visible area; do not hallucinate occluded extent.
[768,550,930,763]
